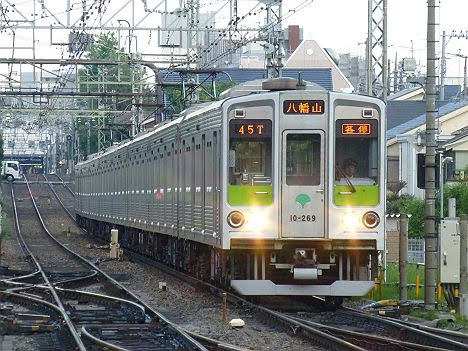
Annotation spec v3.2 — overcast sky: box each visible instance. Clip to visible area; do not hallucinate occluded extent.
[282,0,468,79]
[0,0,467,79]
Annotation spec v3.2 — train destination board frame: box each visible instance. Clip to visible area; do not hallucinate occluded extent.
[336,119,378,138]
[229,119,272,139]
[283,100,325,115]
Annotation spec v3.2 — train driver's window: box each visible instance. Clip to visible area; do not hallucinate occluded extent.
[334,120,378,187]
[286,134,321,186]
[228,119,272,186]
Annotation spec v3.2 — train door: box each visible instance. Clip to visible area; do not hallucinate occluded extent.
[281,130,325,238]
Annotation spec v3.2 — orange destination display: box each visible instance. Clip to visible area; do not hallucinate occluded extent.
[283,100,325,115]
[336,119,378,138]
[341,123,372,135]
[229,119,272,139]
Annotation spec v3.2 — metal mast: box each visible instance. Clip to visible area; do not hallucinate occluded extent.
[366,0,388,103]
[425,0,439,309]
[262,0,283,79]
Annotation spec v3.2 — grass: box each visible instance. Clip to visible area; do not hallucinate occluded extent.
[369,262,426,301]
[368,262,468,329]
[409,308,468,329]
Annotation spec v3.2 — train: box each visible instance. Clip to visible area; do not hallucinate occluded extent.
[75,77,386,304]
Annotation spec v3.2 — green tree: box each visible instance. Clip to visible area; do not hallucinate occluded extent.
[166,81,237,116]
[443,182,468,217]
[77,32,148,157]
[387,194,425,238]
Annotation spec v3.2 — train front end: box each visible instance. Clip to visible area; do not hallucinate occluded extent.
[223,79,385,298]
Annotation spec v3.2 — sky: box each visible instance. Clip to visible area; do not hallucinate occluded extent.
[282,0,468,79]
[0,0,467,80]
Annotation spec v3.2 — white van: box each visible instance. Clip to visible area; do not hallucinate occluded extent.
[2,161,22,182]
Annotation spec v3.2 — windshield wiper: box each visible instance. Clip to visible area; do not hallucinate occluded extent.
[337,165,356,193]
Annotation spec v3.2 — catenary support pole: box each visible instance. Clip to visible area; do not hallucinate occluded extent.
[459,215,468,317]
[425,0,438,309]
[464,56,467,98]
[399,214,409,300]
[440,31,446,101]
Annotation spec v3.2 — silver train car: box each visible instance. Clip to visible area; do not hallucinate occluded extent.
[75,78,385,301]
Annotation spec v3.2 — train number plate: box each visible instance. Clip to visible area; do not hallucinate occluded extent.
[289,214,316,222]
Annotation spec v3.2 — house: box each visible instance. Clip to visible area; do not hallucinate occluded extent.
[284,40,354,93]
[443,127,468,180]
[387,99,468,198]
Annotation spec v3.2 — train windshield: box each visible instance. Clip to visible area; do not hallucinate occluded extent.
[286,134,321,185]
[228,119,272,186]
[334,120,379,192]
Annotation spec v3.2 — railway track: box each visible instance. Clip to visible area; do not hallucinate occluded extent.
[3,178,208,351]
[39,174,468,351]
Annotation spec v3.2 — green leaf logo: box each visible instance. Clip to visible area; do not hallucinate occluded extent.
[295,194,311,209]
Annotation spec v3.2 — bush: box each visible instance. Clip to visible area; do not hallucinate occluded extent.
[444,182,468,217]
[387,195,425,238]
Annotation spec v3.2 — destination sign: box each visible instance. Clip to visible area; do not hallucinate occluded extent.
[283,100,325,115]
[336,119,378,138]
[341,123,372,135]
[229,119,272,139]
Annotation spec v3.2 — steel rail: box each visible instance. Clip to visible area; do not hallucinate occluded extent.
[0,290,63,318]
[26,175,209,351]
[44,175,364,351]
[10,183,87,350]
[43,175,77,222]
[340,308,468,350]
[290,315,452,351]
[80,326,130,351]
[397,320,468,344]
[50,173,75,197]
[47,174,468,350]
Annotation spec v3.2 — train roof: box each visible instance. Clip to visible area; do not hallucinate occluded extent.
[77,98,226,166]
[76,77,334,167]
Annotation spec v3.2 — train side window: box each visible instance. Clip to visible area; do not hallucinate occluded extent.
[286,134,321,186]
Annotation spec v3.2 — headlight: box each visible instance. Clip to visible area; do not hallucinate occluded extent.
[342,211,360,229]
[244,208,268,232]
[363,211,380,228]
[227,211,245,228]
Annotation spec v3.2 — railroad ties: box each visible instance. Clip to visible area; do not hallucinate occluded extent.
[3,174,468,351]
[0,176,206,351]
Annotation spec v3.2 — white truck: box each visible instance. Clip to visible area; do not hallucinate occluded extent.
[2,160,22,182]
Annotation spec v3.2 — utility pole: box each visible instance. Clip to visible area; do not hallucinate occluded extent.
[424,0,439,309]
[366,0,388,103]
[460,215,468,317]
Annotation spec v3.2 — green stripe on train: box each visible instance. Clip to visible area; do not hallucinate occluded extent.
[333,185,379,206]
[228,186,273,206]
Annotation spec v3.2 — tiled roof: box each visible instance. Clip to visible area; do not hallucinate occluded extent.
[387,86,422,100]
[387,99,468,140]
[160,68,334,91]
[387,101,427,130]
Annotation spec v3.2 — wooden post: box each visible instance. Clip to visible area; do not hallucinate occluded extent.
[221,292,227,324]
[399,214,409,300]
